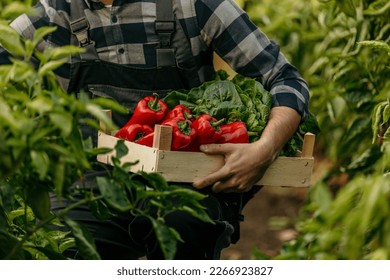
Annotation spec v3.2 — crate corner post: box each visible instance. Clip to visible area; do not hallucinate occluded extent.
[301,132,316,158]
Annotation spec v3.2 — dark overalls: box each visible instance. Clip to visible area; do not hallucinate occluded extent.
[51,0,258,260]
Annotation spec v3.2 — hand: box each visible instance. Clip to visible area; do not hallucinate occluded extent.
[192,106,301,193]
[192,140,275,193]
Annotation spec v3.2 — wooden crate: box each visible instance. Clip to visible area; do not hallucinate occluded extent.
[97,122,315,188]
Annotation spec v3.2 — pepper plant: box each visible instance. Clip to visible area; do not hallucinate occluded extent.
[244,0,389,174]
[0,2,211,260]
[242,0,390,259]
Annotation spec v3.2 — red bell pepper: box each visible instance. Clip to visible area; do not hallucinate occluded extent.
[136,132,154,147]
[164,104,193,121]
[192,114,225,145]
[125,93,168,127]
[180,138,201,152]
[161,117,196,150]
[217,122,250,144]
[114,123,153,142]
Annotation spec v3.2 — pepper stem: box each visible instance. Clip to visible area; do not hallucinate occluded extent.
[211,118,226,129]
[178,120,192,135]
[183,110,193,120]
[149,92,161,111]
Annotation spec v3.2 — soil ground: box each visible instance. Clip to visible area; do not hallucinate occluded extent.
[220,186,307,260]
[220,152,333,260]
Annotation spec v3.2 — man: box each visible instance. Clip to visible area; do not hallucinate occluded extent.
[0,0,309,259]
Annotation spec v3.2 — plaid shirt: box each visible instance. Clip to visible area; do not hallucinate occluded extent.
[1,0,310,119]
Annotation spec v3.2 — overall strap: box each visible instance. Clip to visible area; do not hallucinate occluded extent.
[155,0,176,67]
[69,0,99,61]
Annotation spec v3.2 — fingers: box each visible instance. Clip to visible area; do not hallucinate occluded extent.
[211,180,252,193]
[192,143,233,189]
[193,166,253,193]
[199,143,233,155]
[192,165,231,190]
[193,143,257,193]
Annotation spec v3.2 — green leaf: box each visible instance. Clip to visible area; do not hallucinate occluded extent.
[359,178,384,235]
[38,59,67,77]
[46,229,72,242]
[358,40,390,55]
[0,23,25,57]
[28,96,54,113]
[88,199,114,221]
[150,218,181,260]
[0,229,25,260]
[96,177,132,212]
[382,103,390,123]
[337,0,356,17]
[24,245,67,260]
[54,159,65,199]
[114,140,128,159]
[8,59,36,82]
[92,97,129,115]
[45,45,84,60]
[364,0,390,16]
[299,112,321,135]
[49,112,73,136]
[27,188,51,220]
[32,26,57,45]
[85,103,116,131]
[59,238,76,254]
[0,98,20,130]
[63,217,100,260]
[1,3,32,20]
[309,182,333,214]
[346,145,383,173]
[169,186,207,201]
[179,205,214,224]
[372,101,388,143]
[30,151,50,180]
[138,172,169,191]
[162,90,188,109]
[339,117,370,154]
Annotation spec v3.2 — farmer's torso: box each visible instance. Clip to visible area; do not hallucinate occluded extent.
[40,0,216,93]
[57,0,214,141]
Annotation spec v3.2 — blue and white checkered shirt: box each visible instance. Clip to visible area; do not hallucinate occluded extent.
[0,0,310,119]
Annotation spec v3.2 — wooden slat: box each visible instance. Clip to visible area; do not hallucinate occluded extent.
[260,157,313,187]
[156,150,313,187]
[155,150,224,183]
[97,132,158,173]
[97,132,315,188]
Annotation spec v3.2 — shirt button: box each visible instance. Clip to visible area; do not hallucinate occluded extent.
[111,16,118,23]
[118,48,125,54]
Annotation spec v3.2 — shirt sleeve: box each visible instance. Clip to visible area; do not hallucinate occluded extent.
[0,12,36,65]
[1,1,72,89]
[195,0,310,120]
[2,1,71,55]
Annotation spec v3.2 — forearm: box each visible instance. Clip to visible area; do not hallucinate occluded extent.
[253,106,301,161]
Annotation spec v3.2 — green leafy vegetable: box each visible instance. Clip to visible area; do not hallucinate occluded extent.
[163,70,320,155]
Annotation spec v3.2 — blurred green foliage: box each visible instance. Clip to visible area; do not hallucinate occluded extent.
[241,0,390,259]
[0,0,211,260]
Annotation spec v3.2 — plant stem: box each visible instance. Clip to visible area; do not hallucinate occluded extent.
[5,194,104,259]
